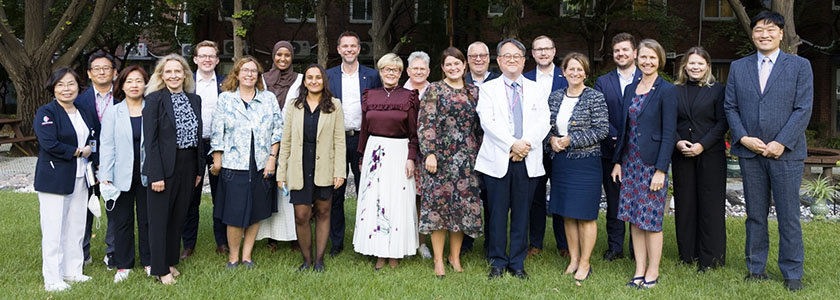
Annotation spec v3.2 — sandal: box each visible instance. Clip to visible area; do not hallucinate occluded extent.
[625,276,645,288]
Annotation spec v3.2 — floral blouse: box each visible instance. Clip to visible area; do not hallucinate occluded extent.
[172,92,199,149]
[210,88,283,170]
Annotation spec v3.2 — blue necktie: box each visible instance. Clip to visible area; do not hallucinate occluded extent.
[511,82,523,139]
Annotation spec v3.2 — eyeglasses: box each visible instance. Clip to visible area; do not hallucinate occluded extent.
[499,53,525,62]
[196,55,218,60]
[381,67,401,74]
[468,54,489,60]
[533,47,555,53]
[90,66,113,73]
[240,68,259,75]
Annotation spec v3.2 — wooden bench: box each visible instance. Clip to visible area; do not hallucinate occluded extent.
[0,118,36,156]
[805,147,840,179]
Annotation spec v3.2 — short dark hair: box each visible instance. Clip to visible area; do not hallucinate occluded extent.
[88,51,117,69]
[114,65,149,100]
[750,10,785,30]
[496,38,526,56]
[611,32,636,50]
[336,31,360,46]
[45,67,83,92]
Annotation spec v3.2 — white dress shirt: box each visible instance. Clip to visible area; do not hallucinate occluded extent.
[195,73,219,139]
[471,72,491,87]
[556,94,579,136]
[341,68,362,131]
[403,80,430,100]
[617,65,637,97]
[535,64,555,97]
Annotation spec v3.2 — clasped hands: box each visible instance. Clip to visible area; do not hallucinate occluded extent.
[675,140,704,157]
[509,140,531,162]
[550,136,570,153]
[740,136,784,159]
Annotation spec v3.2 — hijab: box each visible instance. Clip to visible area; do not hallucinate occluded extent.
[263,41,298,108]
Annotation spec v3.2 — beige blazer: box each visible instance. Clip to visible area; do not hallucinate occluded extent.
[277,97,347,190]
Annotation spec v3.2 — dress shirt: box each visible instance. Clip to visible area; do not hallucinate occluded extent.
[403,80,430,100]
[67,111,90,177]
[756,49,780,73]
[555,93,579,136]
[617,66,637,97]
[195,73,219,139]
[535,64,555,97]
[471,72,491,87]
[341,67,362,131]
[502,75,524,137]
[94,86,114,121]
[210,89,283,170]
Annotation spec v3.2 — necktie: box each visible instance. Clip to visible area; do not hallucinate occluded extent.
[759,57,772,93]
[511,82,523,139]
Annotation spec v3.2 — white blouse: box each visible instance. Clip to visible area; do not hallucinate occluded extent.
[67,111,90,178]
[555,93,579,136]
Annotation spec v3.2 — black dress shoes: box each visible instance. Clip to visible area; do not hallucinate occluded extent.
[313,263,325,272]
[744,272,769,281]
[602,250,624,261]
[784,279,803,291]
[488,267,505,279]
[329,246,343,257]
[507,268,529,279]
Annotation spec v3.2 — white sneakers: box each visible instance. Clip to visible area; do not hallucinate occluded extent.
[418,243,432,259]
[63,274,92,283]
[145,266,152,277]
[44,281,71,292]
[114,269,131,283]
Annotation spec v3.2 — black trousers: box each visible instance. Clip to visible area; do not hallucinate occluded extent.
[602,157,632,254]
[83,185,115,260]
[181,141,225,249]
[485,161,535,270]
[330,133,362,249]
[147,149,196,276]
[529,154,568,250]
[106,179,150,269]
[672,150,726,268]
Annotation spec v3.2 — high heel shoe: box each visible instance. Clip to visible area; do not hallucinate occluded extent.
[575,267,592,286]
[625,276,645,288]
[638,277,659,289]
[447,257,464,273]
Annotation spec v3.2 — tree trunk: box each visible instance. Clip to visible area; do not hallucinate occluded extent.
[369,0,406,61]
[502,0,523,40]
[233,0,244,61]
[10,64,52,137]
[316,0,330,67]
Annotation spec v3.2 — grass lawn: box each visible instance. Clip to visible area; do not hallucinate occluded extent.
[1,190,838,299]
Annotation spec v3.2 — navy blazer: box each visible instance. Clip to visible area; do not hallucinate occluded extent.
[724,51,813,160]
[675,83,728,152]
[75,86,117,164]
[465,71,500,86]
[325,64,382,103]
[33,100,98,194]
[523,66,569,92]
[613,76,678,172]
[594,68,643,159]
[142,89,205,183]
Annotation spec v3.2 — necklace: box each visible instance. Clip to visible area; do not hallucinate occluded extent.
[383,86,397,97]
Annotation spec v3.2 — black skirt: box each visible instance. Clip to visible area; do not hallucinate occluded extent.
[214,135,278,227]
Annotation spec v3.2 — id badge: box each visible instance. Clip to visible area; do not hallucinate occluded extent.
[89,139,98,153]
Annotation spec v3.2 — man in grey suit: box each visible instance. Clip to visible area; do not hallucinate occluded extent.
[724,10,813,291]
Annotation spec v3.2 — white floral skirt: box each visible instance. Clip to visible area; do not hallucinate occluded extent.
[256,189,297,241]
[352,136,418,258]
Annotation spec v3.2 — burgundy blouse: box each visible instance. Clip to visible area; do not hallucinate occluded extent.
[358,87,420,160]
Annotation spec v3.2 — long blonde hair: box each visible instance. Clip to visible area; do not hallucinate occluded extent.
[145,54,195,95]
[674,46,716,87]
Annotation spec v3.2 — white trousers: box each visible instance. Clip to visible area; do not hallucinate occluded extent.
[39,177,88,285]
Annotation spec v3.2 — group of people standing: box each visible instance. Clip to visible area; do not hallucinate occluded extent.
[33,10,811,293]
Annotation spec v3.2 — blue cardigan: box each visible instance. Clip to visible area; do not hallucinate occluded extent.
[613,76,677,172]
[33,100,98,194]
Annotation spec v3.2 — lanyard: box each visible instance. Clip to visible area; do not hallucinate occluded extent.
[95,92,112,121]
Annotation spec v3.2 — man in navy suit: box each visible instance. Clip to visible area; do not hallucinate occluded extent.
[522,35,569,258]
[325,31,382,257]
[77,51,119,269]
[181,40,228,259]
[593,32,641,262]
[724,11,812,291]
[465,41,500,87]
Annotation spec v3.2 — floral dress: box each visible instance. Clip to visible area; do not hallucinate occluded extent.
[617,93,669,232]
[417,81,483,237]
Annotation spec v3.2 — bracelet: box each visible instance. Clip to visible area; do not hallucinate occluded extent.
[269,154,277,157]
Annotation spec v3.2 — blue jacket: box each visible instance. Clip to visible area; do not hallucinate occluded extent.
[523,66,569,92]
[75,86,116,164]
[97,101,146,191]
[33,100,98,194]
[724,51,813,160]
[594,68,642,160]
[325,64,382,103]
[613,76,677,172]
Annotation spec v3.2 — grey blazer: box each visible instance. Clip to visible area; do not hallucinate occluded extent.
[724,51,813,160]
[97,101,147,191]
[545,87,609,159]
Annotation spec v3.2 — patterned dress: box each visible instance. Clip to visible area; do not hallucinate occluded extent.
[417,81,483,237]
[617,93,669,232]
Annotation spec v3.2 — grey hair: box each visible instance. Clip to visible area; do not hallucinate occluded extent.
[497,38,526,55]
[407,51,431,66]
[467,41,490,54]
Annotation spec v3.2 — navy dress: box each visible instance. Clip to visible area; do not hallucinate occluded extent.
[617,93,669,232]
[289,102,333,205]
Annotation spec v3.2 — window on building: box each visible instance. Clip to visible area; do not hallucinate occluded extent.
[704,0,734,20]
[834,0,840,11]
[285,2,316,23]
[560,0,596,17]
[488,2,523,17]
[711,62,730,84]
[350,0,373,23]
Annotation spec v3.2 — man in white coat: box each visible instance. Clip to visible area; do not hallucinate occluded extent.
[475,38,550,279]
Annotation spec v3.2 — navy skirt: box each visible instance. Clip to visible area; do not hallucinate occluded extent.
[214,137,277,228]
[549,153,602,221]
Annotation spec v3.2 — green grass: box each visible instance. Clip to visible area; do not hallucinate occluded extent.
[1,190,838,299]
